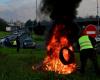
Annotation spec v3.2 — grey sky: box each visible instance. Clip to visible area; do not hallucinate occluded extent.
[77,0,99,17]
[0,0,100,22]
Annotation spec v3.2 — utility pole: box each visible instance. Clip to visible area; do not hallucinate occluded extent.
[36,0,37,21]
[97,0,99,34]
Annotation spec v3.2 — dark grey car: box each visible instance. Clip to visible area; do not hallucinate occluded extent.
[23,38,36,48]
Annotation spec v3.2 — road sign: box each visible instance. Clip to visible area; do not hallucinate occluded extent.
[84,24,97,38]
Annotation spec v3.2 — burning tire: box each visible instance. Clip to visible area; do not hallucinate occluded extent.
[59,47,75,65]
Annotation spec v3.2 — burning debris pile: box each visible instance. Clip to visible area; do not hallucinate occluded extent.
[42,24,76,74]
[32,24,76,74]
[32,0,82,74]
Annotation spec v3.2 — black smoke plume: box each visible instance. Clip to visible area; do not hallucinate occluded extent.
[41,0,82,20]
[40,0,82,43]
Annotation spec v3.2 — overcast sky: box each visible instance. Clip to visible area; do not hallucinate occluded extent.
[0,0,100,22]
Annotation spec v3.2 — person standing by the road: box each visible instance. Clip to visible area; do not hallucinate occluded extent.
[78,31,99,75]
[16,36,20,52]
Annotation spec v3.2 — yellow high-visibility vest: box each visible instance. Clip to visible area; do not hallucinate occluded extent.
[13,40,17,45]
[79,35,93,51]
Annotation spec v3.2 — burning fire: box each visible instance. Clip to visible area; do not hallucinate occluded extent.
[32,24,76,74]
[42,24,76,74]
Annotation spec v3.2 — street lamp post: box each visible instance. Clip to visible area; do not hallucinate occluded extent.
[97,0,99,34]
[36,0,37,21]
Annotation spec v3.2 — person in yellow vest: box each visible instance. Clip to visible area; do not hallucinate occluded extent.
[78,33,99,75]
[13,40,17,46]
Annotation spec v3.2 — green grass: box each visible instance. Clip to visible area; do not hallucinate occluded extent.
[32,34,45,43]
[0,31,11,38]
[0,47,47,80]
[0,47,100,80]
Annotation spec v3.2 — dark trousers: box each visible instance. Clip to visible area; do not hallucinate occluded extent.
[80,48,99,74]
[17,45,20,52]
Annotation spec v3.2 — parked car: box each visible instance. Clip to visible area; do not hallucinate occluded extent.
[23,38,36,48]
[95,36,100,43]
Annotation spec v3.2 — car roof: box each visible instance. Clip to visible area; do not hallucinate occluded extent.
[24,37,32,40]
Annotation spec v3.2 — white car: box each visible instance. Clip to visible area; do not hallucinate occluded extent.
[95,36,100,54]
[95,36,100,43]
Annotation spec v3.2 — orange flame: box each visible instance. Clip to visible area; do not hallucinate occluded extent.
[42,24,76,74]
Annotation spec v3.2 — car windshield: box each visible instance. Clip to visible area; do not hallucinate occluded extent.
[25,40,32,42]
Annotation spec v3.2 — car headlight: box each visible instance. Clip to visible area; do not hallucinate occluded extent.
[24,43,27,45]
